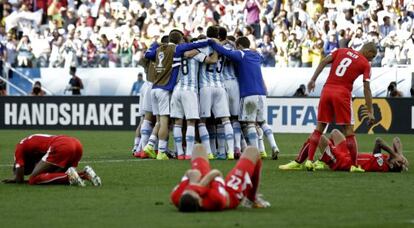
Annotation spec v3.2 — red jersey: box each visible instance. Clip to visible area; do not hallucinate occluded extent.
[325,48,371,92]
[14,134,58,168]
[357,153,390,172]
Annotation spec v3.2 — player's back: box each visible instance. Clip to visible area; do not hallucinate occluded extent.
[175,57,200,92]
[357,153,389,172]
[19,134,58,153]
[222,41,237,81]
[236,49,266,97]
[198,46,224,88]
[325,48,370,92]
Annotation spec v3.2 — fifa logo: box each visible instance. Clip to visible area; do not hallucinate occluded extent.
[157,52,164,68]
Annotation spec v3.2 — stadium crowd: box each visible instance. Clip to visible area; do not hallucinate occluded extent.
[0,0,414,69]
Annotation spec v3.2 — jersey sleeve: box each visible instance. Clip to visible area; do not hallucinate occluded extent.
[210,42,243,62]
[144,42,159,60]
[362,61,371,82]
[14,144,25,168]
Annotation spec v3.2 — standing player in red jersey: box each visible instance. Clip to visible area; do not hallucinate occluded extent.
[171,144,270,212]
[2,134,102,187]
[281,42,378,171]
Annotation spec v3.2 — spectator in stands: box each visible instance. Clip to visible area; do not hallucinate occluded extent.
[243,0,262,39]
[67,66,83,95]
[286,31,301,67]
[348,27,365,51]
[338,29,350,48]
[119,40,132,67]
[49,29,64,67]
[293,84,307,97]
[301,30,315,67]
[31,81,45,96]
[379,16,396,39]
[323,32,339,56]
[16,35,33,67]
[258,33,276,67]
[381,31,402,66]
[387,82,403,98]
[130,73,144,96]
[0,79,6,96]
[4,32,17,69]
[310,39,324,68]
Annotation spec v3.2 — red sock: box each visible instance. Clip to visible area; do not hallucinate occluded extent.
[295,139,310,163]
[346,135,358,165]
[247,159,262,202]
[28,173,69,185]
[307,130,322,161]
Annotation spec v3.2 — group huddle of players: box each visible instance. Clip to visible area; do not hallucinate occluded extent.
[130,26,280,161]
[2,27,410,213]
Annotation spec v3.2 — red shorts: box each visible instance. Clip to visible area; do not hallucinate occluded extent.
[329,141,352,171]
[225,158,256,209]
[41,136,83,168]
[318,86,353,125]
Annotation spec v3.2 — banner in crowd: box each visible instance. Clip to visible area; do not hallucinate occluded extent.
[0,97,413,134]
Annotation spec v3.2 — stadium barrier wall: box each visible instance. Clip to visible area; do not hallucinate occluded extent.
[9,67,414,96]
[1,96,413,134]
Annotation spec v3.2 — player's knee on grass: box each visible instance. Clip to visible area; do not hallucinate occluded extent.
[240,146,260,164]
[330,129,346,145]
[192,144,208,160]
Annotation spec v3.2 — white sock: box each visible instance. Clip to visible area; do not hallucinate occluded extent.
[241,133,248,151]
[173,125,184,156]
[246,125,258,148]
[186,125,195,157]
[217,124,226,155]
[257,127,265,152]
[198,123,212,154]
[262,123,279,151]
[140,120,153,148]
[147,134,157,147]
[232,121,241,150]
[207,125,217,155]
[158,140,168,153]
[223,121,234,154]
[133,136,141,152]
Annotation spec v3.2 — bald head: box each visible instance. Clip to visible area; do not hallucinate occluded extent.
[359,42,377,61]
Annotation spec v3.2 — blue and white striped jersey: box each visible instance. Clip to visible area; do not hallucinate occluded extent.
[174,53,206,92]
[222,42,237,81]
[198,46,225,88]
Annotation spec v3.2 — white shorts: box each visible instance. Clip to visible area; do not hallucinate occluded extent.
[239,95,266,122]
[170,90,200,119]
[224,80,240,116]
[139,82,151,115]
[199,87,230,118]
[141,82,153,113]
[151,88,170,116]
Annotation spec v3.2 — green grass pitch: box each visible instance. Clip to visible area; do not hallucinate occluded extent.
[0,130,413,227]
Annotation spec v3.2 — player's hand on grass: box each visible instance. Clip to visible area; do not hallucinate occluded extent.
[307,80,315,93]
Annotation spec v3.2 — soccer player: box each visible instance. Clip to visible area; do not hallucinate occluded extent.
[2,134,102,186]
[171,37,218,160]
[304,42,378,170]
[279,129,409,172]
[209,36,280,159]
[171,145,270,212]
[143,30,209,160]
[197,26,235,160]
[218,27,242,158]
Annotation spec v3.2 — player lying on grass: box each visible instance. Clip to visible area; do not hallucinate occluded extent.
[171,144,270,212]
[279,129,409,172]
[2,134,101,187]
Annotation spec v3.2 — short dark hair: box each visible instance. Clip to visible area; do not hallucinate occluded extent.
[227,36,236,42]
[206,26,219,38]
[70,66,76,75]
[161,35,169,44]
[169,29,184,37]
[178,193,200,212]
[235,36,250,49]
[169,31,183,44]
[218,26,227,41]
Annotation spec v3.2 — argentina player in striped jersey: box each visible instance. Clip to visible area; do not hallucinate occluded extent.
[171,38,218,160]
[218,27,242,158]
[197,26,235,160]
